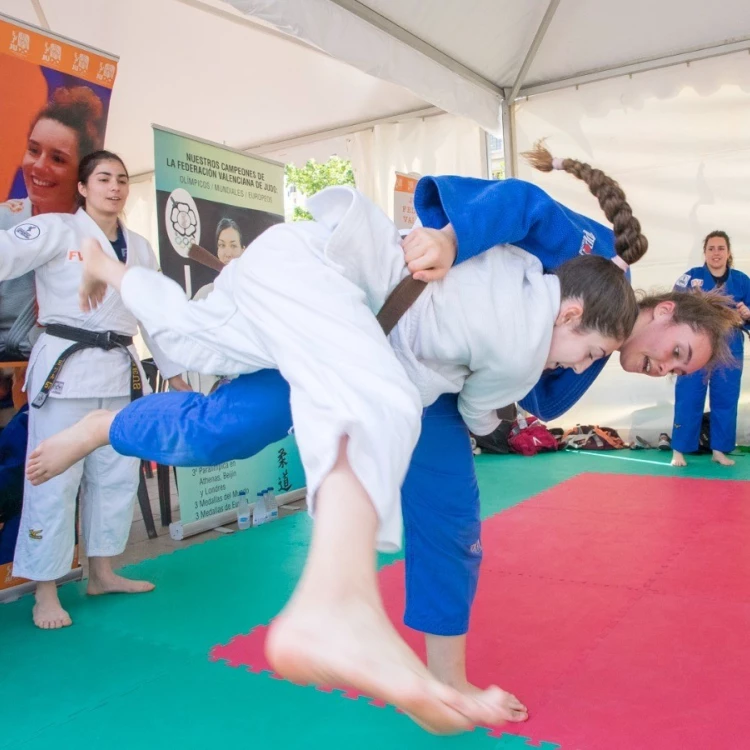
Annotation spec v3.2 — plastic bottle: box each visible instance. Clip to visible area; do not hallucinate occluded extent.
[253,489,269,526]
[236,490,250,530]
[266,486,279,520]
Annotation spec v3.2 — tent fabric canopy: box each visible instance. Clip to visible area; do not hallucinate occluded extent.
[227,0,750,131]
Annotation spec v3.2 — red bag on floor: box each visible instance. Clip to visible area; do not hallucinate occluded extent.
[508,415,559,457]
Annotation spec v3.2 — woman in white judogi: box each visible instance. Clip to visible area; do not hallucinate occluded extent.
[74,183,637,734]
[0,151,185,630]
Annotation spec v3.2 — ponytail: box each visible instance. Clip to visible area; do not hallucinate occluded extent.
[522,140,648,267]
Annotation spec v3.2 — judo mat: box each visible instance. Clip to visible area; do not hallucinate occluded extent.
[1,451,748,750]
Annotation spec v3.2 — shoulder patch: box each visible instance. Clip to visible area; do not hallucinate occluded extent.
[13,223,41,241]
[691,278,703,288]
[578,230,596,256]
[675,273,690,288]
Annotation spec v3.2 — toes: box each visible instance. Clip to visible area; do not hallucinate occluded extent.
[508,708,529,722]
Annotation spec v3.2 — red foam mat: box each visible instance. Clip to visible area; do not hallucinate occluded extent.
[211,473,750,748]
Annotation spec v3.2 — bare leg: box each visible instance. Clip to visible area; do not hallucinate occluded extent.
[87,556,154,595]
[32,580,72,630]
[26,410,115,486]
[671,450,687,467]
[79,238,128,312]
[426,634,528,723]
[712,449,735,467]
[266,438,511,734]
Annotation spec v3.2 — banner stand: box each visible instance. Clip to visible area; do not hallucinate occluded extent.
[169,488,306,541]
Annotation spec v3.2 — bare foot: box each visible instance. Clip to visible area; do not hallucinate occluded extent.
[87,571,155,596]
[449,680,528,723]
[712,450,735,467]
[671,450,687,467]
[33,581,72,630]
[26,410,114,485]
[266,594,511,734]
[79,237,114,312]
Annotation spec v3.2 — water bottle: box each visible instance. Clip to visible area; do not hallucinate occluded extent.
[236,490,250,530]
[266,486,278,520]
[253,490,269,526]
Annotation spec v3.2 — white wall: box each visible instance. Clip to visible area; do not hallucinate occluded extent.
[515,51,750,444]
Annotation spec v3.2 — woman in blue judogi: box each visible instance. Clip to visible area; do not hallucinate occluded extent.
[671,230,750,467]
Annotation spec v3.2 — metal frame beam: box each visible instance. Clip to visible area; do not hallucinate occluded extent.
[29,0,50,29]
[517,37,750,99]
[174,0,328,57]
[243,106,443,154]
[327,0,502,97]
[507,0,560,103]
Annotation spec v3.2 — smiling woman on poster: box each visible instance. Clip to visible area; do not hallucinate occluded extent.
[0,86,104,361]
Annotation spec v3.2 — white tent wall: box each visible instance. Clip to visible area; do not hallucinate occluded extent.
[514,51,750,444]
[345,113,486,215]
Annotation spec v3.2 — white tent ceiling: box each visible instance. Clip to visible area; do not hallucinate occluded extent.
[229,0,750,131]
[4,0,750,175]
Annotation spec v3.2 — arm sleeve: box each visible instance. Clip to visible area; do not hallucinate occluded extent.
[674,270,694,290]
[742,274,750,333]
[414,176,616,268]
[456,369,504,436]
[519,357,609,421]
[0,219,63,279]
[120,266,248,376]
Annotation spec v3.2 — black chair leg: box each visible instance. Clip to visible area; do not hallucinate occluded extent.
[138,470,158,540]
[156,464,172,526]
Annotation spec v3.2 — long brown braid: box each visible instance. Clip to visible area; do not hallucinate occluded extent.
[521,140,648,267]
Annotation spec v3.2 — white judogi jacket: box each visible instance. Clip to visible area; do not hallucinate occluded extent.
[0,208,182,398]
[120,187,558,436]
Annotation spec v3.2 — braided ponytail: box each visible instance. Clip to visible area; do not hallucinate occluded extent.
[522,140,648,266]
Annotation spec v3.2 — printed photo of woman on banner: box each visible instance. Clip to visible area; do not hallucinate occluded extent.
[0,12,118,593]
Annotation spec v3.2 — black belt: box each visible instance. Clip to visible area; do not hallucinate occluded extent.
[32,323,143,408]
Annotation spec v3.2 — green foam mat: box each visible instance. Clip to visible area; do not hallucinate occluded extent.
[11,659,545,750]
[1,451,747,748]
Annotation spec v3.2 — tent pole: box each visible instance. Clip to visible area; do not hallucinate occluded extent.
[30,0,50,29]
[501,98,517,178]
[508,0,561,104]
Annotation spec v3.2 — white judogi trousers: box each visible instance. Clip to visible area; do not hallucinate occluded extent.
[12,390,139,581]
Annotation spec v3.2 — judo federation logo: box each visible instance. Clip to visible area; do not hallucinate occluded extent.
[579,230,596,256]
[29,529,43,540]
[73,52,90,73]
[14,223,40,241]
[97,62,116,83]
[165,188,201,258]
[42,42,62,64]
[10,31,30,55]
